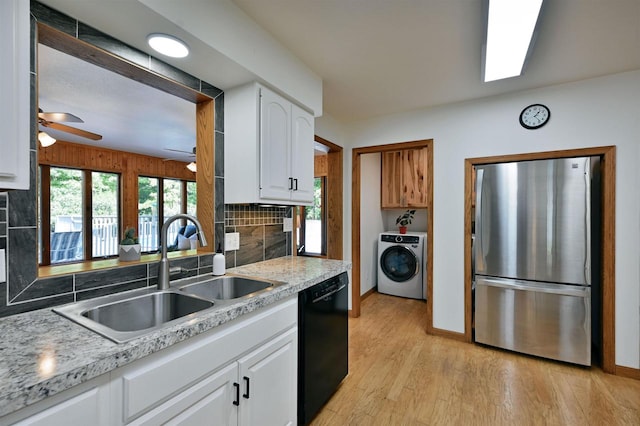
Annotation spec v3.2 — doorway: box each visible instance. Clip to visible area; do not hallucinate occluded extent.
[464,146,616,373]
[351,139,434,332]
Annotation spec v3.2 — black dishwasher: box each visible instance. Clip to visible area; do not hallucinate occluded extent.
[298,272,349,425]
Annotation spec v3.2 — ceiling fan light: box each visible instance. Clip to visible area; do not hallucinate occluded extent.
[38,131,56,147]
[147,33,189,58]
[186,162,197,173]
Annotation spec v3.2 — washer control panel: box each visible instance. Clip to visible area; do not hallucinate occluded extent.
[380,234,420,244]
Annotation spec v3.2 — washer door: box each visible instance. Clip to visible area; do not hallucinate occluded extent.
[380,245,419,282]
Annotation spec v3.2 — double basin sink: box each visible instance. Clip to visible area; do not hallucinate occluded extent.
[54,275,285,343]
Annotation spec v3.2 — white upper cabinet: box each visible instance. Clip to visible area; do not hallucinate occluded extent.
[225,82,314,205]
[0,0,31,190]
[290,104,314,203]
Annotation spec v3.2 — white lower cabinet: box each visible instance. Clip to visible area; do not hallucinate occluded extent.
[129,363,238,426]
[128,328,297,426]
[237,328,297,426]
[3,297,298,426]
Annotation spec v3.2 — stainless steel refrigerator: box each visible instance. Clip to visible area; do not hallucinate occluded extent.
[474,157,599,366]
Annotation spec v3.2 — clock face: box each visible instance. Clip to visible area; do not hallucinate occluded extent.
[519,104,550,129]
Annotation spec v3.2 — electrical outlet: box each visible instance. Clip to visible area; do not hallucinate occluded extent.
[283,217,293,232]
[225,232,240,251]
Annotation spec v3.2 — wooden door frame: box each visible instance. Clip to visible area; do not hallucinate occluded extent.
[351,139,434,331]
[318,136,344,260]
[464,146,616,374]
[293,136,343,259]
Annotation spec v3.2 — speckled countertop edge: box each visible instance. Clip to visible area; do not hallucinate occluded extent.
[0,257,351,418]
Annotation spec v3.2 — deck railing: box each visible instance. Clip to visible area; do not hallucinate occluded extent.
[50,215,182,262]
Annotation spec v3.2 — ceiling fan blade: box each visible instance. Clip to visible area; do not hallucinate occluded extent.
[38,112,84,123]
[164,147,195,155]
[43,121,103,141]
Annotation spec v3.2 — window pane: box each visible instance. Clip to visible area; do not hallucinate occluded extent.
[186,181,197,216]
[163,179,182,218]
[50,167,83,263]
[163,179,183,247]
[304,177,323,254]
[139,176,159,252]
[92,172,119,257]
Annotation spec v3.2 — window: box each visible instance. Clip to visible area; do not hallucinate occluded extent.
[40,166,120,265]
[298,177,326,256]
[138,176,197,252]
[92,172,120,257]
[138,176,159,252]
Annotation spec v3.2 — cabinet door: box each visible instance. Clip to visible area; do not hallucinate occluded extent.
[260,88,292,201]
[237,328,298,426]
[380,148,428,209]
[402,148,428,208]
[129,363,238,426]
[290,104,314,204]
[381,151,404,208]
[0,0,30,190]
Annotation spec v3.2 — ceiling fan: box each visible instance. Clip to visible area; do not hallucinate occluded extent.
[164,146,197,172]
[38,108,103,141]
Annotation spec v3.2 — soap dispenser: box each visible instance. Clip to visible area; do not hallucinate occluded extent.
[213,243,225,276]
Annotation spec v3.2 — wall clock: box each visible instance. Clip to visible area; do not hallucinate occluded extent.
[519,104,550,129]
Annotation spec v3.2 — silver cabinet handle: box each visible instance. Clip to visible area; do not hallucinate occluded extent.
[474,168,486,273]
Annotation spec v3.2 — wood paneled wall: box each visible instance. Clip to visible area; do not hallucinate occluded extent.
[39,140,195,233]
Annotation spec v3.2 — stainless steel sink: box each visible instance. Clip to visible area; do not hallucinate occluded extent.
[177,275,284,301]
[54,289,214,343]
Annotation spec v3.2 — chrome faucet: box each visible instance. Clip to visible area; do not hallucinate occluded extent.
[158,214,208,290]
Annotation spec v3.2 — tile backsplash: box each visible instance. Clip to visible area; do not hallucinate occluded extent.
[224,205,293,268]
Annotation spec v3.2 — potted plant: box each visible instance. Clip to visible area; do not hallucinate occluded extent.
[119,227,141,261]
[395,210,416,234]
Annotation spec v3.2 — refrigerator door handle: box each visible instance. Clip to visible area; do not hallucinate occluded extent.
[477,277,590,298]
[475,168,486,273]
[584,160,592,285]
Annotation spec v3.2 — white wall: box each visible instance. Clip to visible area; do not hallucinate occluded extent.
[359,153,385,295]
[345,71,640,369]
[141,0,322,115]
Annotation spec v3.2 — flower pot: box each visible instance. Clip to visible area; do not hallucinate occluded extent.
[119,244,141,261]
[399,226,407,234]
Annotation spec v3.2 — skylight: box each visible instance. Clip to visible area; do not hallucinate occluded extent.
[483,0,544,82]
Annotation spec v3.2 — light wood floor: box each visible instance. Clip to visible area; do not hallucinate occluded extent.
[311,292,640,425]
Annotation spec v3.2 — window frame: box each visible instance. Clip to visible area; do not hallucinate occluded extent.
[138,175,196,253]
[299,176,327,257]
[39,165,122,265]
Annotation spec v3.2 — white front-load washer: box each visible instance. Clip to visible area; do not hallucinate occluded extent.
[377,232,427,299]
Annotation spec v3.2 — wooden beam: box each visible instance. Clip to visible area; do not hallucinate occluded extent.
[196,100,215,252]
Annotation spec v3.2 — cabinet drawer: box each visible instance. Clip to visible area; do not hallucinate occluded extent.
[113,297,297,423]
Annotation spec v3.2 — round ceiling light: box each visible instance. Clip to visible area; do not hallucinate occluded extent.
[147,33,189,58]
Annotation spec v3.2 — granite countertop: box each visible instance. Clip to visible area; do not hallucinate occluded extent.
[0,257,351,418]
